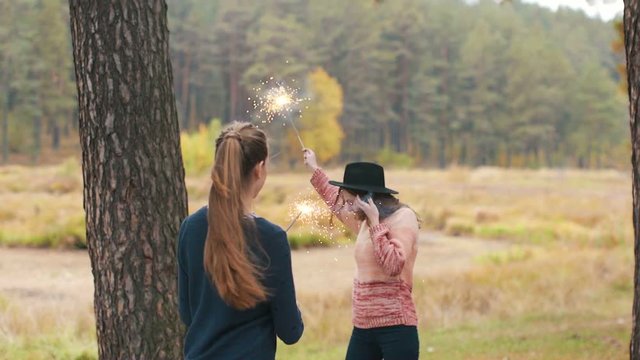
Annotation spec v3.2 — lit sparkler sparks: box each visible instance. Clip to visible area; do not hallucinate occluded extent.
[251,80,306,123]
[250,79,308,148]
[284,194,347,248]
[285,199,322,231]
[262,86,296,116]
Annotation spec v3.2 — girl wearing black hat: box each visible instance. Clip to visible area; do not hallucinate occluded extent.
[303,149,420,360]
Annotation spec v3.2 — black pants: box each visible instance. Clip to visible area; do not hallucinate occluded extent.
[345,325,419,360]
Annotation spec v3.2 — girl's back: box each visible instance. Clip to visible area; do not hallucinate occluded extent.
[178,206,303,360]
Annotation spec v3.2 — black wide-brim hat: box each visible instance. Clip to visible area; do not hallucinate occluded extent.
[328,162,398,195]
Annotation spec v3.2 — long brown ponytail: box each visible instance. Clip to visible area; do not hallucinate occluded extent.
[205,121,269,310]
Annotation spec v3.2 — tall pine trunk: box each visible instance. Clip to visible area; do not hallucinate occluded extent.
[437,134,446,169]
[68,1,188,358]
[180,48,192,130]
[625,1,640,358]
[228,33,239,122]
[32,114,41,164]
[51,122,60,150]
[2,81,8,164]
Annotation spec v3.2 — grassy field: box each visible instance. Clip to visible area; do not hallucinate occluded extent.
[0,159,631,249]
[277,245,632,359]
[0,160,633,359]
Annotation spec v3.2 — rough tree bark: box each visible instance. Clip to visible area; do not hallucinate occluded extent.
[68,1,188,358]
[626,1,640,358]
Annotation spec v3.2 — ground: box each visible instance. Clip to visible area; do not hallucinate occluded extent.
[0,232,508,314]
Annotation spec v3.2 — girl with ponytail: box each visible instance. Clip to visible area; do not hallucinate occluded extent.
[177,122,303,359]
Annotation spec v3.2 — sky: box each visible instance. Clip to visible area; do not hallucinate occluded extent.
[521,0,623,21]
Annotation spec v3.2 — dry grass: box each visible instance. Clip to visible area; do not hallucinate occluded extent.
[0,295,96,360]
[0,161,630,249]
[0,162,633,358]
[276,244,632,359]
[419,246,631,327]
[287,245,632,341]
[0,245,631,359]
[391,167,632,247]
[0,243,633,359]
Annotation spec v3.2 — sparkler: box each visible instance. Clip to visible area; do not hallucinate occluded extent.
[285,200,319,232]
[250,79,307,149]
[284,193,349,248]
[288,117,305,149]
[285,211,303,232]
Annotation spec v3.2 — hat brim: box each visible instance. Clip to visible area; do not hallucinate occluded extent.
[328,180,398,195]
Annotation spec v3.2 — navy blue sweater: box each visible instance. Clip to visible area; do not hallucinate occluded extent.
[177,206,304,359]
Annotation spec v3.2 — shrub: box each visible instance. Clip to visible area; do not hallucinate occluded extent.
[181,119,222,176]
[288,232,330,250]
[375,148,414,169]
[476,247,533,266]
[444,217,475,236]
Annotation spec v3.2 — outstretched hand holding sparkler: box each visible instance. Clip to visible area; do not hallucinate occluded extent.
[303,148,318,172]
[285,201,318,232]
[284,149,319,232]
[251,78,324,232]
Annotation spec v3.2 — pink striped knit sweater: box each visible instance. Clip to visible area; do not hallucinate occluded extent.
[310,168,419,329]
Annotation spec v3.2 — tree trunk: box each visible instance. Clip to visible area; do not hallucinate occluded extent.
[52,122,61,150]
[189,88,197,127]
[437,134,446,169]
[228,32,239,122]
[398,51,409,154]
[180,48,191,130]
[628,0,640,353]
[63,110,70,137]
[625,1,640,358]
[72,107,79,131]
[2,81,8,164]
[68,1,188,359]
[32,114,41,164]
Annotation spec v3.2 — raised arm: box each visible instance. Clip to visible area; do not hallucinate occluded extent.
[309,168,362,233]
[303,148,361,233]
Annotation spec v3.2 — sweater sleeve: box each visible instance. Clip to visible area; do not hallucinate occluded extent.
[310,168,361,233]
[368,210,418,277]
[177,217,192,327]
[269,230,304,345]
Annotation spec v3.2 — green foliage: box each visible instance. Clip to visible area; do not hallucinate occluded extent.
[474,223,558,245]
[35,0,76,145]
[444,217,475,237]
[375,147,415,168]
[180,119,222,176]
[57,157,81,177]
[476,246,533,266]
[243,11,311,89]
[8,112,30,153]
[0,334,97,360]
[569,61,626,168]
[0,214,86,249]
[0,0,629,168]
[0,0,75,163]
[287,232,330,250]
